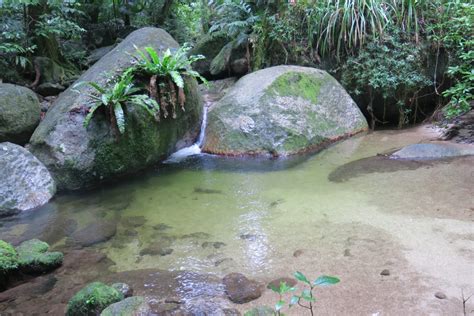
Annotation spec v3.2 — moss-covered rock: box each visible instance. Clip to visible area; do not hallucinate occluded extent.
[203,66,368,156]
[100,296,151,316]
[189,33,231,77]
[0,83,40,144]
[0,240,18,274]
[16,239,63,273]
[29,27,203,190]
[66,282,124,316]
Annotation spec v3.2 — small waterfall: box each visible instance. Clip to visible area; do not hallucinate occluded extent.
[164,106,208,163]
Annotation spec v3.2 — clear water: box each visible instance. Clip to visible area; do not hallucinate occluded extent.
[1,126,473,314]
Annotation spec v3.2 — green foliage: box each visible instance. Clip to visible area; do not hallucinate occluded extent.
[427,1,474,119]
[268,271,340,315]
[341,28,431,127]
[133,45,207,86]
[0,240,18,274]
[77,72,160,135]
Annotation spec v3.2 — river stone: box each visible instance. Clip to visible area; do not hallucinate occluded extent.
[29,27,203,190]
[243,306,275,316]
[267,277,297,289]
[0,142,56,217]
[223,273,262,304]
[100,296,152,316]
[203,65,368,156]
[0,83,41,144]
[111,282,133,298]
[391,143,474,160]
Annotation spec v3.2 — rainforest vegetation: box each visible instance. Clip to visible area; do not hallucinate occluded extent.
[0,0,472,129]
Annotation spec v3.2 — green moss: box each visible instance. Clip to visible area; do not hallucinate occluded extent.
[16,239,63,273]
[66,282,124,316]
[267,72,323,104]
[0,240,18,274]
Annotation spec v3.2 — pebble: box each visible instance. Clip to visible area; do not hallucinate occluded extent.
[434,292,447,299]
[293,249,304,257]
[380,269,390,276]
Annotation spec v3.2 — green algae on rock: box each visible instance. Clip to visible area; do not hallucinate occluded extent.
[16,239,63,273]
[66,282,124,316]
[203,65,368,156]
[29,27,203,191]
[0,240,18,274]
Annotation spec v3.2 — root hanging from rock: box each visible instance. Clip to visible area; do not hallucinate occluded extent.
[168,79,177,119]
[159,82,169,119]
[178,87,186,112]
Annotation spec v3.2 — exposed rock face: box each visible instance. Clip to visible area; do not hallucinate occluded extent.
[203,66,368,156]
[0,84,40,144]
[100,296,152,316]
[222,273,262,304]
[29,27,203,190]
[0,142,56,217]
[391,143,474,160]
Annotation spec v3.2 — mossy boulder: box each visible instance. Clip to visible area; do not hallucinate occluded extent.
[203,66,368,156]
[0,240,18,274]
[189,33,231,77]
[100,296,151,316]
[0,83,41,144]
[66,282,124,316]
[16,239,63,273]
[29,27,203,190]
[0,142,56,217]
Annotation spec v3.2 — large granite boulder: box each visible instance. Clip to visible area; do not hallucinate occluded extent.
[0,84,41,144]
[0,142,56,217]
[29,27,203,190]
[203,66,368,156]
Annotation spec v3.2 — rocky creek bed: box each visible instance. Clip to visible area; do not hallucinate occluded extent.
[0,125,473,315]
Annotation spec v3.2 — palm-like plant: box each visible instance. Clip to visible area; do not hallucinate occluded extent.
[76,72,160,136]
[133,44,206,119]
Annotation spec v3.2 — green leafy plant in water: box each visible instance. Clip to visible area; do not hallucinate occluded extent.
[268,271,340,315]
[75,72,159,136]
[132,44,206,119]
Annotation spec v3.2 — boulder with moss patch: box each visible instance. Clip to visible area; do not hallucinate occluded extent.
[66,282,124,316]
[0,240,18,275]
[16,239,63,273]
[203,65,368,156]
[29,27,203,190]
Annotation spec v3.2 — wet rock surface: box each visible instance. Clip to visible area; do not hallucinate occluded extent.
[0,142,56,217]
[100,296,152,316]
[223,273,262,304]
[68,220,117,247]
[391,143,474,160]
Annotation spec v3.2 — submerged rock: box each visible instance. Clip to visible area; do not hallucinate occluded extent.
[267,277,297,289]
[16,239,63,274]
[0,83,41,144]
[203,65,368,156]
[244,306,275,316]
[223,273,262,304]
[29,27,203,191]
[66,282,124,316]
[69,221,117,247]
[100,296,151,316]
[0,142,56,217]
[391,143,474,160]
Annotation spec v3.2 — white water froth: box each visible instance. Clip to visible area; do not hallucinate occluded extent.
[164,106,208,163]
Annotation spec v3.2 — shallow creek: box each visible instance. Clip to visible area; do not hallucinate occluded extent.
[1,125,473,315]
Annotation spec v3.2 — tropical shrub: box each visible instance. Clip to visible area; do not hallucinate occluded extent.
[132,45,205,118]
[76,72,159,136]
